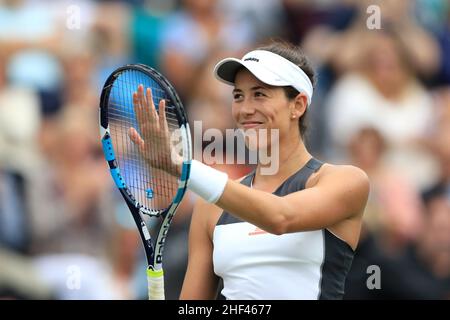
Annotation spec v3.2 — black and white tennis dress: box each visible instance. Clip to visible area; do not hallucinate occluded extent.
[213,158,355,300]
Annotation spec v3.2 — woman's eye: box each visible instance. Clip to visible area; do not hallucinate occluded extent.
[255,91,266,97]
[233,93,243,100]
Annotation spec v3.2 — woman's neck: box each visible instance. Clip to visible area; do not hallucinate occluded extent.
[254,136,311,187]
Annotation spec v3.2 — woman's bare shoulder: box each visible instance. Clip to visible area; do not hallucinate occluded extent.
[307,162,370,191]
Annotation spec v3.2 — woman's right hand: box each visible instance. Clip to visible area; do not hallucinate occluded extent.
[128,84,182,177]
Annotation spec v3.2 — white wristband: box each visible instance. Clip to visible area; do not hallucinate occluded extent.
[187,160,228,203]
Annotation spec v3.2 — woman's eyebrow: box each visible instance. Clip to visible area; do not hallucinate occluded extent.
[233,85,270,94]
[250,85,270,91]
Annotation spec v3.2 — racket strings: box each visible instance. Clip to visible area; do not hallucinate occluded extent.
[108,69,182,211]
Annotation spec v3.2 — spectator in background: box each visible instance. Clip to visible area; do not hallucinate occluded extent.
[282,0,357,45]
[29,106,112,256]
[326,30,439,191]
[187,54,235,133]
[0,170,31,258]
[345,184,450,299]
[299,0,442,158]
[0,246,53,299]
[160,0,255,101]
[276,1,356,156]
[90,0,132,89]
[344,126,448,299]
[415,185,450,298]
[26,106,123,299]
[0,20,50,299]
[218,0,284,42]
[427,89,450,200]
[347,127,424,253]
[128,0,177,69]
[302,0,441,79]
[59,46,99,115]
[0,57,34,250]
[0,0,63,90]
[0,52,41,174]
[0,0,65,118]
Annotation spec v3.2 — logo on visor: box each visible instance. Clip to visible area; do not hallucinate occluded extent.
[243,57,259,62]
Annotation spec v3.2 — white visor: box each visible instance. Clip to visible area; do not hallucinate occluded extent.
[213,50,314,106]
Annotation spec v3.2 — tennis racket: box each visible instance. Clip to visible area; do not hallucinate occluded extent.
[99,64,192,300]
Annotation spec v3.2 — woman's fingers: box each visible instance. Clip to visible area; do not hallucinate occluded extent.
[129,88,173,172]
[128,127,147,155]
[133,90,143,132]
[128,127,144,146]
[146,87,159,122]
[133,85,161,139]
[158,99,168,133]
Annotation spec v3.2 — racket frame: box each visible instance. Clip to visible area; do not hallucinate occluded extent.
[99,64,191,279]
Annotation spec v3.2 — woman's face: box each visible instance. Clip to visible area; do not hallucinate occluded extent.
[231,69,300,150]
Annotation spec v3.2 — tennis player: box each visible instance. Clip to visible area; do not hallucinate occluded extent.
[131,41,370,299]
[178,41,369,300]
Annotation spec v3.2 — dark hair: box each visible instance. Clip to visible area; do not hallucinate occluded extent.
[257,41,316,138]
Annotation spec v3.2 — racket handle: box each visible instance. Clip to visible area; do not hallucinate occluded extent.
[147,268,165,300]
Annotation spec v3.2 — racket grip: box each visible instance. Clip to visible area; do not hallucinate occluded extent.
[147,268,165,300]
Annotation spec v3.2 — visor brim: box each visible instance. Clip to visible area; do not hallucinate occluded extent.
[213,58,290,88]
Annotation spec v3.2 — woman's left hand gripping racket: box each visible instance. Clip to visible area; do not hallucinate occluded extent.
[99,64,191,300]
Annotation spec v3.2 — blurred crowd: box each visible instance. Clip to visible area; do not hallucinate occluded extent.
[0,0,449,299]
